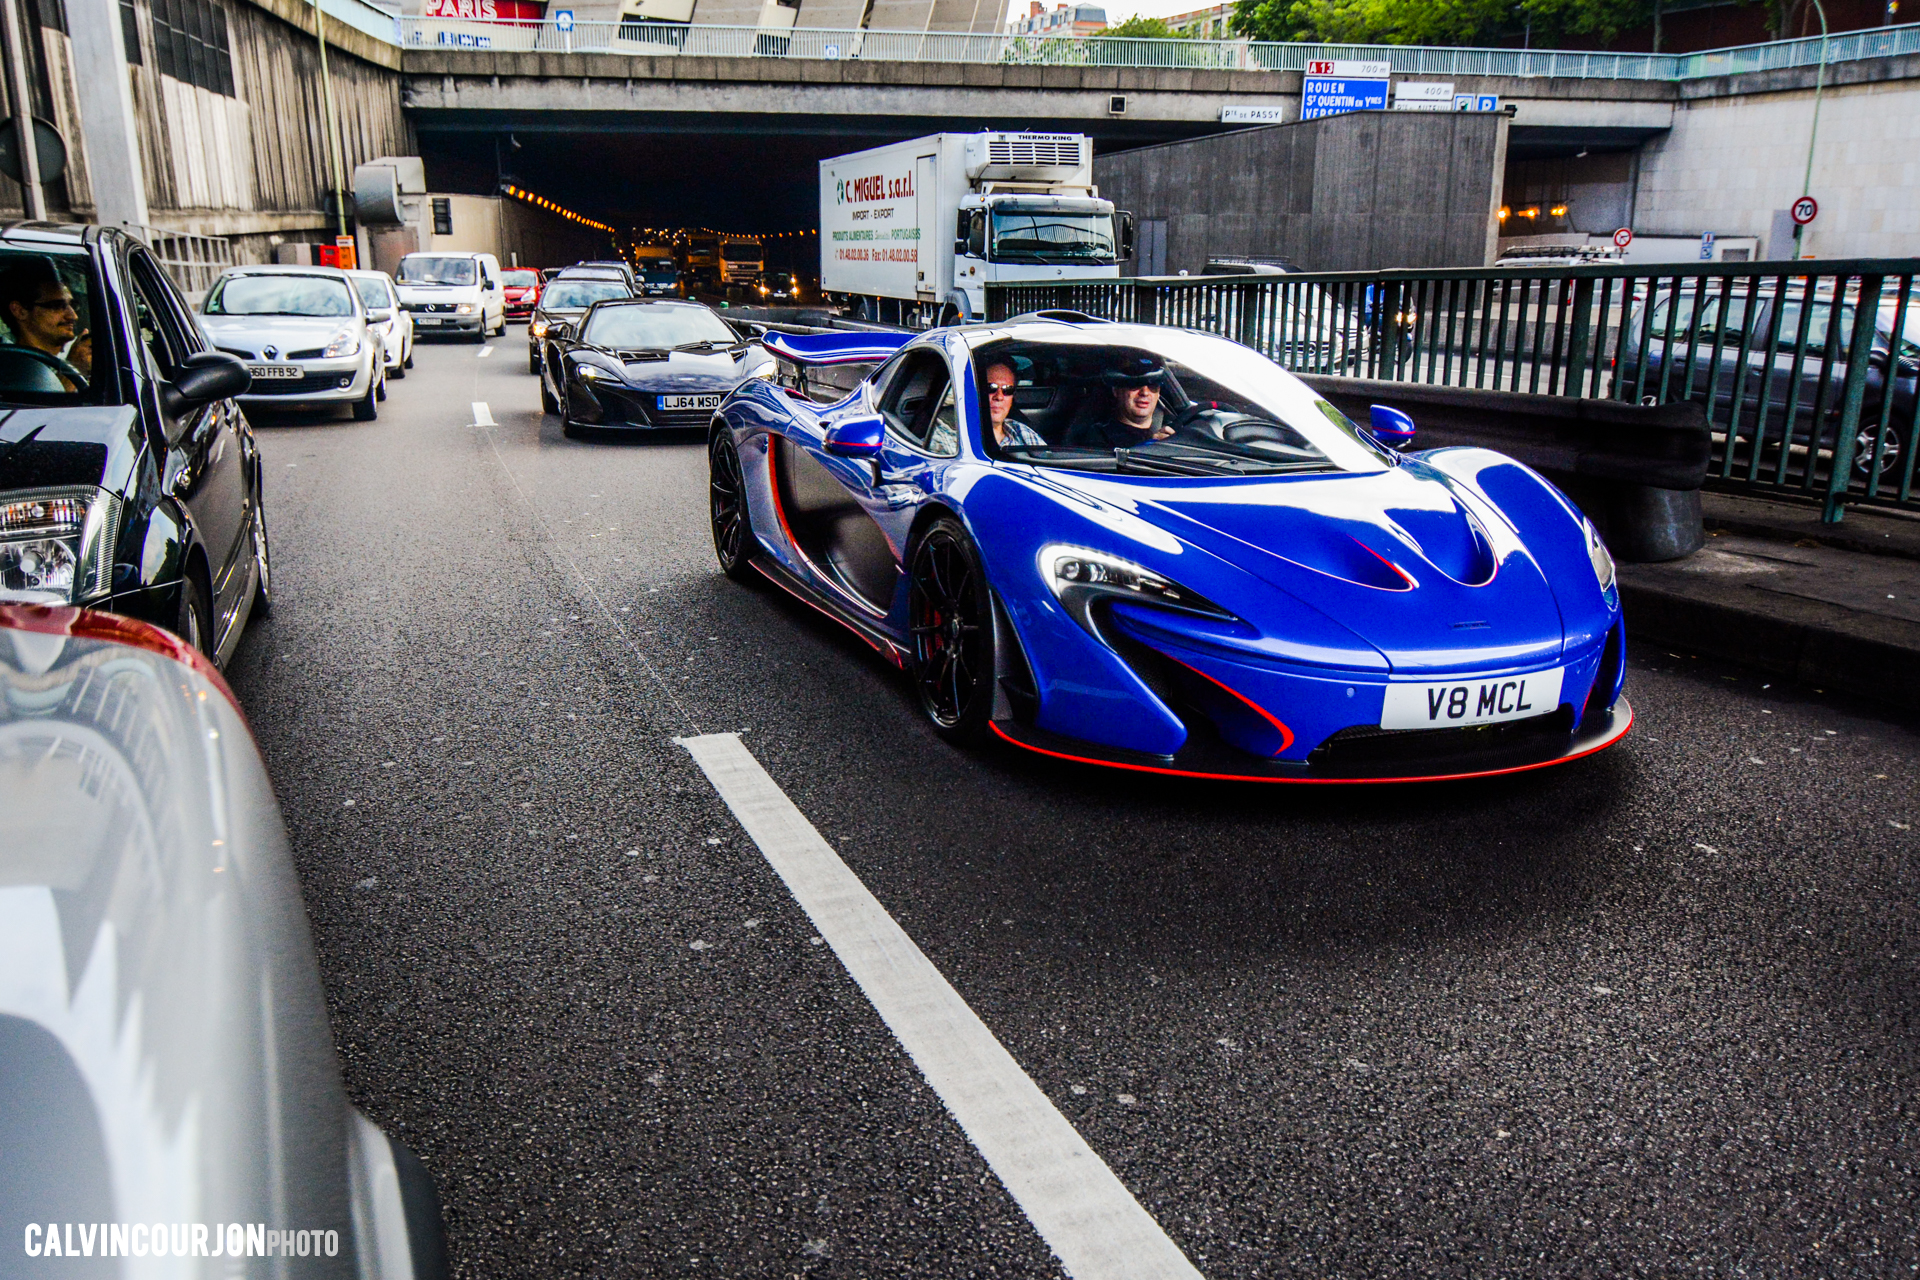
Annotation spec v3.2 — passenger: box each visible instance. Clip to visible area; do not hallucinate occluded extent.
[982,361,1046,449]
[0,256,86,390]
[1064,353,1174,450]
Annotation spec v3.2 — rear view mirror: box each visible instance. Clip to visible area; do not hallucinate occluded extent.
[162,351,250,417]
[368,308,392,322]
[824,414,885,459]
[1368,404,1416,450]
[1118,210,1135,259]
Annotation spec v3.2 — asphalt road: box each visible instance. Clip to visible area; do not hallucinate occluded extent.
[226,334,1920,1278]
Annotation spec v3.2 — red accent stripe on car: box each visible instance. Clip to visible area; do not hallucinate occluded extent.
[0,603,241,709]
[1154,650,1295,753]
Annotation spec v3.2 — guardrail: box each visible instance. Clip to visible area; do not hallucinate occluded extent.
[392,16,1920,80]
[988,260,1920,523]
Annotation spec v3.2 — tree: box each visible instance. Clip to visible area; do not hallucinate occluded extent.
[1231,0,1655,45]
[1101,14,1190,36]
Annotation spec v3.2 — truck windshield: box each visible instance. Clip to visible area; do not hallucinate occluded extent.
[991,208,1115,263]
[720,244,761,262]
[396,257,476,286]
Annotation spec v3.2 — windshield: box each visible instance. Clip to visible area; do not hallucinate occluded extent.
[206,274,355,317]
[990,206,1116,263]
[972,333,1388,477]
[0,248,105,406]
[720,243,761,261]
[396,256,477,286]
[502,269,539,288]
[352,277,392,309]
[541,281,631,311]
[582,305,737,350]
[639,261,678,281]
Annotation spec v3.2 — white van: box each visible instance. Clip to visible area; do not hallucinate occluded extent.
[393,251,506,341]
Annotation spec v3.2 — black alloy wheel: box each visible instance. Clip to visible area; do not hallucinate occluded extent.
[560,383,581,439]
[908,516,996,744]
[528,345,541,376]
[708,432,753,582]
[175,573,212,658]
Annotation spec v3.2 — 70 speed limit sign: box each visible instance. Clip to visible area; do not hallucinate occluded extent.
[1791,196,1819,225]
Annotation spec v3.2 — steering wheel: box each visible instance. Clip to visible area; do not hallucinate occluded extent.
[0,344,88,393]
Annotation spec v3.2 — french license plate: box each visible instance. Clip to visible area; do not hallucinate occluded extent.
[660,394,723,410]
[247,364,301,379]
[416,316,441,325]
[1380,668,1563,730]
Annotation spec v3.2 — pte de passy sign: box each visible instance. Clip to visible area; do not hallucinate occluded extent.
[1301,60,1391,120]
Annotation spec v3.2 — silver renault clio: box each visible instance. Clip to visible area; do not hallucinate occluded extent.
[199,265,386,421]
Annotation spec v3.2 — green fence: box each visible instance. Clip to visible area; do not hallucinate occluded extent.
[988,261,1920,523]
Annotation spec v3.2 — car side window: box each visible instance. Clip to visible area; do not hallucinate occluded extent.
[124,255,188,380]
[135,252,207,356]
[879,351,952,451]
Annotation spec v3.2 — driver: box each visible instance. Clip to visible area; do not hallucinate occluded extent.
[1065,353,1173,450]
[1,256,87,389]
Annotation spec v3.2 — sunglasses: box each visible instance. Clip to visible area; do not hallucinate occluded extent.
[987,383,1015,395]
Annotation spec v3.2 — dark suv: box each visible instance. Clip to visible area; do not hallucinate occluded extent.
[0,222,266,664]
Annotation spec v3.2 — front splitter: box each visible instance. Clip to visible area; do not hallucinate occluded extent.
[990,700,1634,785]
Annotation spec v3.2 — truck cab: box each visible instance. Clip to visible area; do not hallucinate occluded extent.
[950,193,1128,321]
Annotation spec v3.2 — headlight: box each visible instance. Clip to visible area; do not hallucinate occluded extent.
[1586,520,1616,593]
[0,487,120,604]
[1038,544,1234,639]
[578,363,615,381]
[322,329,360,358]
[530,320,548,337]
[456,303,475,315]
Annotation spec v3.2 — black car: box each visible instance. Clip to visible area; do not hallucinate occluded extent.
[1618,282,1919,477]
[527,276,634,374]
[0,223,265,663]
[538,299,773,438]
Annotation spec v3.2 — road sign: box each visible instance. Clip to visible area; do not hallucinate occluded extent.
[1699,231,1715,260]
[553,7,574,31]
[1302,61,1391,120]
[1791,195,1818,225]
[1452,93,1501,112]
[1612,227,1634,249]
[1221,105,1288,123]
[1391,81,1453,111]
[823,42,840,58]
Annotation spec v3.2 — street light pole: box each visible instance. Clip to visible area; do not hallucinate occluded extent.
[310,0,348,240]
[1793,0,1829,259]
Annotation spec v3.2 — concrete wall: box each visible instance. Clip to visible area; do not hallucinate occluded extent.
[1635,58,1920,260]
[1094,111,1509,274]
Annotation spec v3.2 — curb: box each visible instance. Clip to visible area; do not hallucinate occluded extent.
[1620,573,1920,712]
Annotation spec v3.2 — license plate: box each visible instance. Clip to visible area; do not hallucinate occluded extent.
[660,394,723,410]
[247,364,301,379]
[1380,668,1563,730]
[416,316,441,325]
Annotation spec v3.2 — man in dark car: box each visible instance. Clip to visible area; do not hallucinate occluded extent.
[1065,353,1175,449]
[1,255,89,389]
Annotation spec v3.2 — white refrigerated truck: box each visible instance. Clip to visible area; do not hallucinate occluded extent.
[819,132,1131,327]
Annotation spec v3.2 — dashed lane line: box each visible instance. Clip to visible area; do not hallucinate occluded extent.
[472,401,495,426]
[477,344,494,358]
[676,732,1205,1280]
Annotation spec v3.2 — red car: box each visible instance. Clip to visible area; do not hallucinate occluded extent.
[502,267,542,318]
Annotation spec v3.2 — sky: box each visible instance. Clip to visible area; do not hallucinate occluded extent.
[1002,0,1225,27]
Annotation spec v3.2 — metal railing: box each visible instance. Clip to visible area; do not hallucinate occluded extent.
[989,260,1920,523]
[392,15,1920,79]
[134,225,234,301]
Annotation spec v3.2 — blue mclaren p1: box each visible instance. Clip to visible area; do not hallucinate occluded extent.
[708,317,1630,782]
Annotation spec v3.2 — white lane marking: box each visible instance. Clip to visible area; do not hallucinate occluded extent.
[676,733,1204,1280]
[472,401,495,426]
[477,345,494,358]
